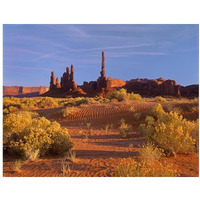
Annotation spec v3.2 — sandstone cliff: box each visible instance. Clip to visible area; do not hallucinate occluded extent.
[3,86,49,97]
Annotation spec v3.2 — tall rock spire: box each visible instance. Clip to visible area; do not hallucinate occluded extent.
[70,64,75,82]
[101,51,106,78]
[50,71,56,89]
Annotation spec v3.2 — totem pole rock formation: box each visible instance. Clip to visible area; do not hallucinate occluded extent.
[50,71,56,90]
[97,51,107,90]
[48,64,84,98]
[70,64,78,90]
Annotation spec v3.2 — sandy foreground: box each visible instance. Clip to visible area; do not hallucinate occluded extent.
[3,101,199,177]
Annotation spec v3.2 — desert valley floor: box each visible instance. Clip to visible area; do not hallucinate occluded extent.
[3,100,199,177]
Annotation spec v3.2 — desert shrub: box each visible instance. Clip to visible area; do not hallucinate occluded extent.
[139,104,197,154]
[3,108,10,114]
[62,107,78,117]
[108,89,142,102]
[115,141,178,177]
[119,120,132,138]
[3,112,73,157]
[75,98,89,106]
[139,143,164,165]
[128,93,142,101]
[150,103,165,118]
[154,96,167,102]
[115,158,178,177]
[133,113,141,121]
[36,97,58,108]
[107,88,127,102]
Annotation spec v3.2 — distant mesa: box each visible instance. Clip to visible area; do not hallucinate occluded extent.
[3,86,49,97]
[3,51,199,98]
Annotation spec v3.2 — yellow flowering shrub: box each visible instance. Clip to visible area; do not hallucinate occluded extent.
[107,89,142,102]
[3,97,59,114]
[62,107,78,117]
[139,104,197,154]
[4,112,73,157]
[154,96,167,102]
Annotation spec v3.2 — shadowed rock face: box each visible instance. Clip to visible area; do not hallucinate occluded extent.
[50,71,56,90]
[124,78,181,97]
[180,85,199,98]
[46,64,85,97]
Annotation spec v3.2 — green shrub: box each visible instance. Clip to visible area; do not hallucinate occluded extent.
[3,112,73,157]
[119,120,132,138]
[139,104,197,154]
[154,96,167,102]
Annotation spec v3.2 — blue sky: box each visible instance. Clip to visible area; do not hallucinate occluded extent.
[3,24,199,87]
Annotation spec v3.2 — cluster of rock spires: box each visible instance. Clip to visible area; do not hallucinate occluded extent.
[42,51,198,98]
[50,65,78,91]
[46,51,114,97]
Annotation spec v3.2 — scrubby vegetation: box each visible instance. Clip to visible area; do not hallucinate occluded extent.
[3,96,112,115]
[62,107,78,117]
[12,160,22,172]
[153,96,167,102]
[119,119,132,138]
[107,89,142,102]
[133,113,141,121]
[115,158,178,177]
[3,111,73,158]
[139,104,198,154]
[115,143,178,177]
[3,97,59,114]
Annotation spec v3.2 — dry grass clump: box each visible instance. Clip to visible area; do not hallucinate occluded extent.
[140,104,198,154]
[133,113,141,121]
[12,160,22,172]
[139,143,164,165]
[115,158,178,177]
[3,111,73,158]
[119,119,132,138]
[115,143,178,177]
[24,149,40,161]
